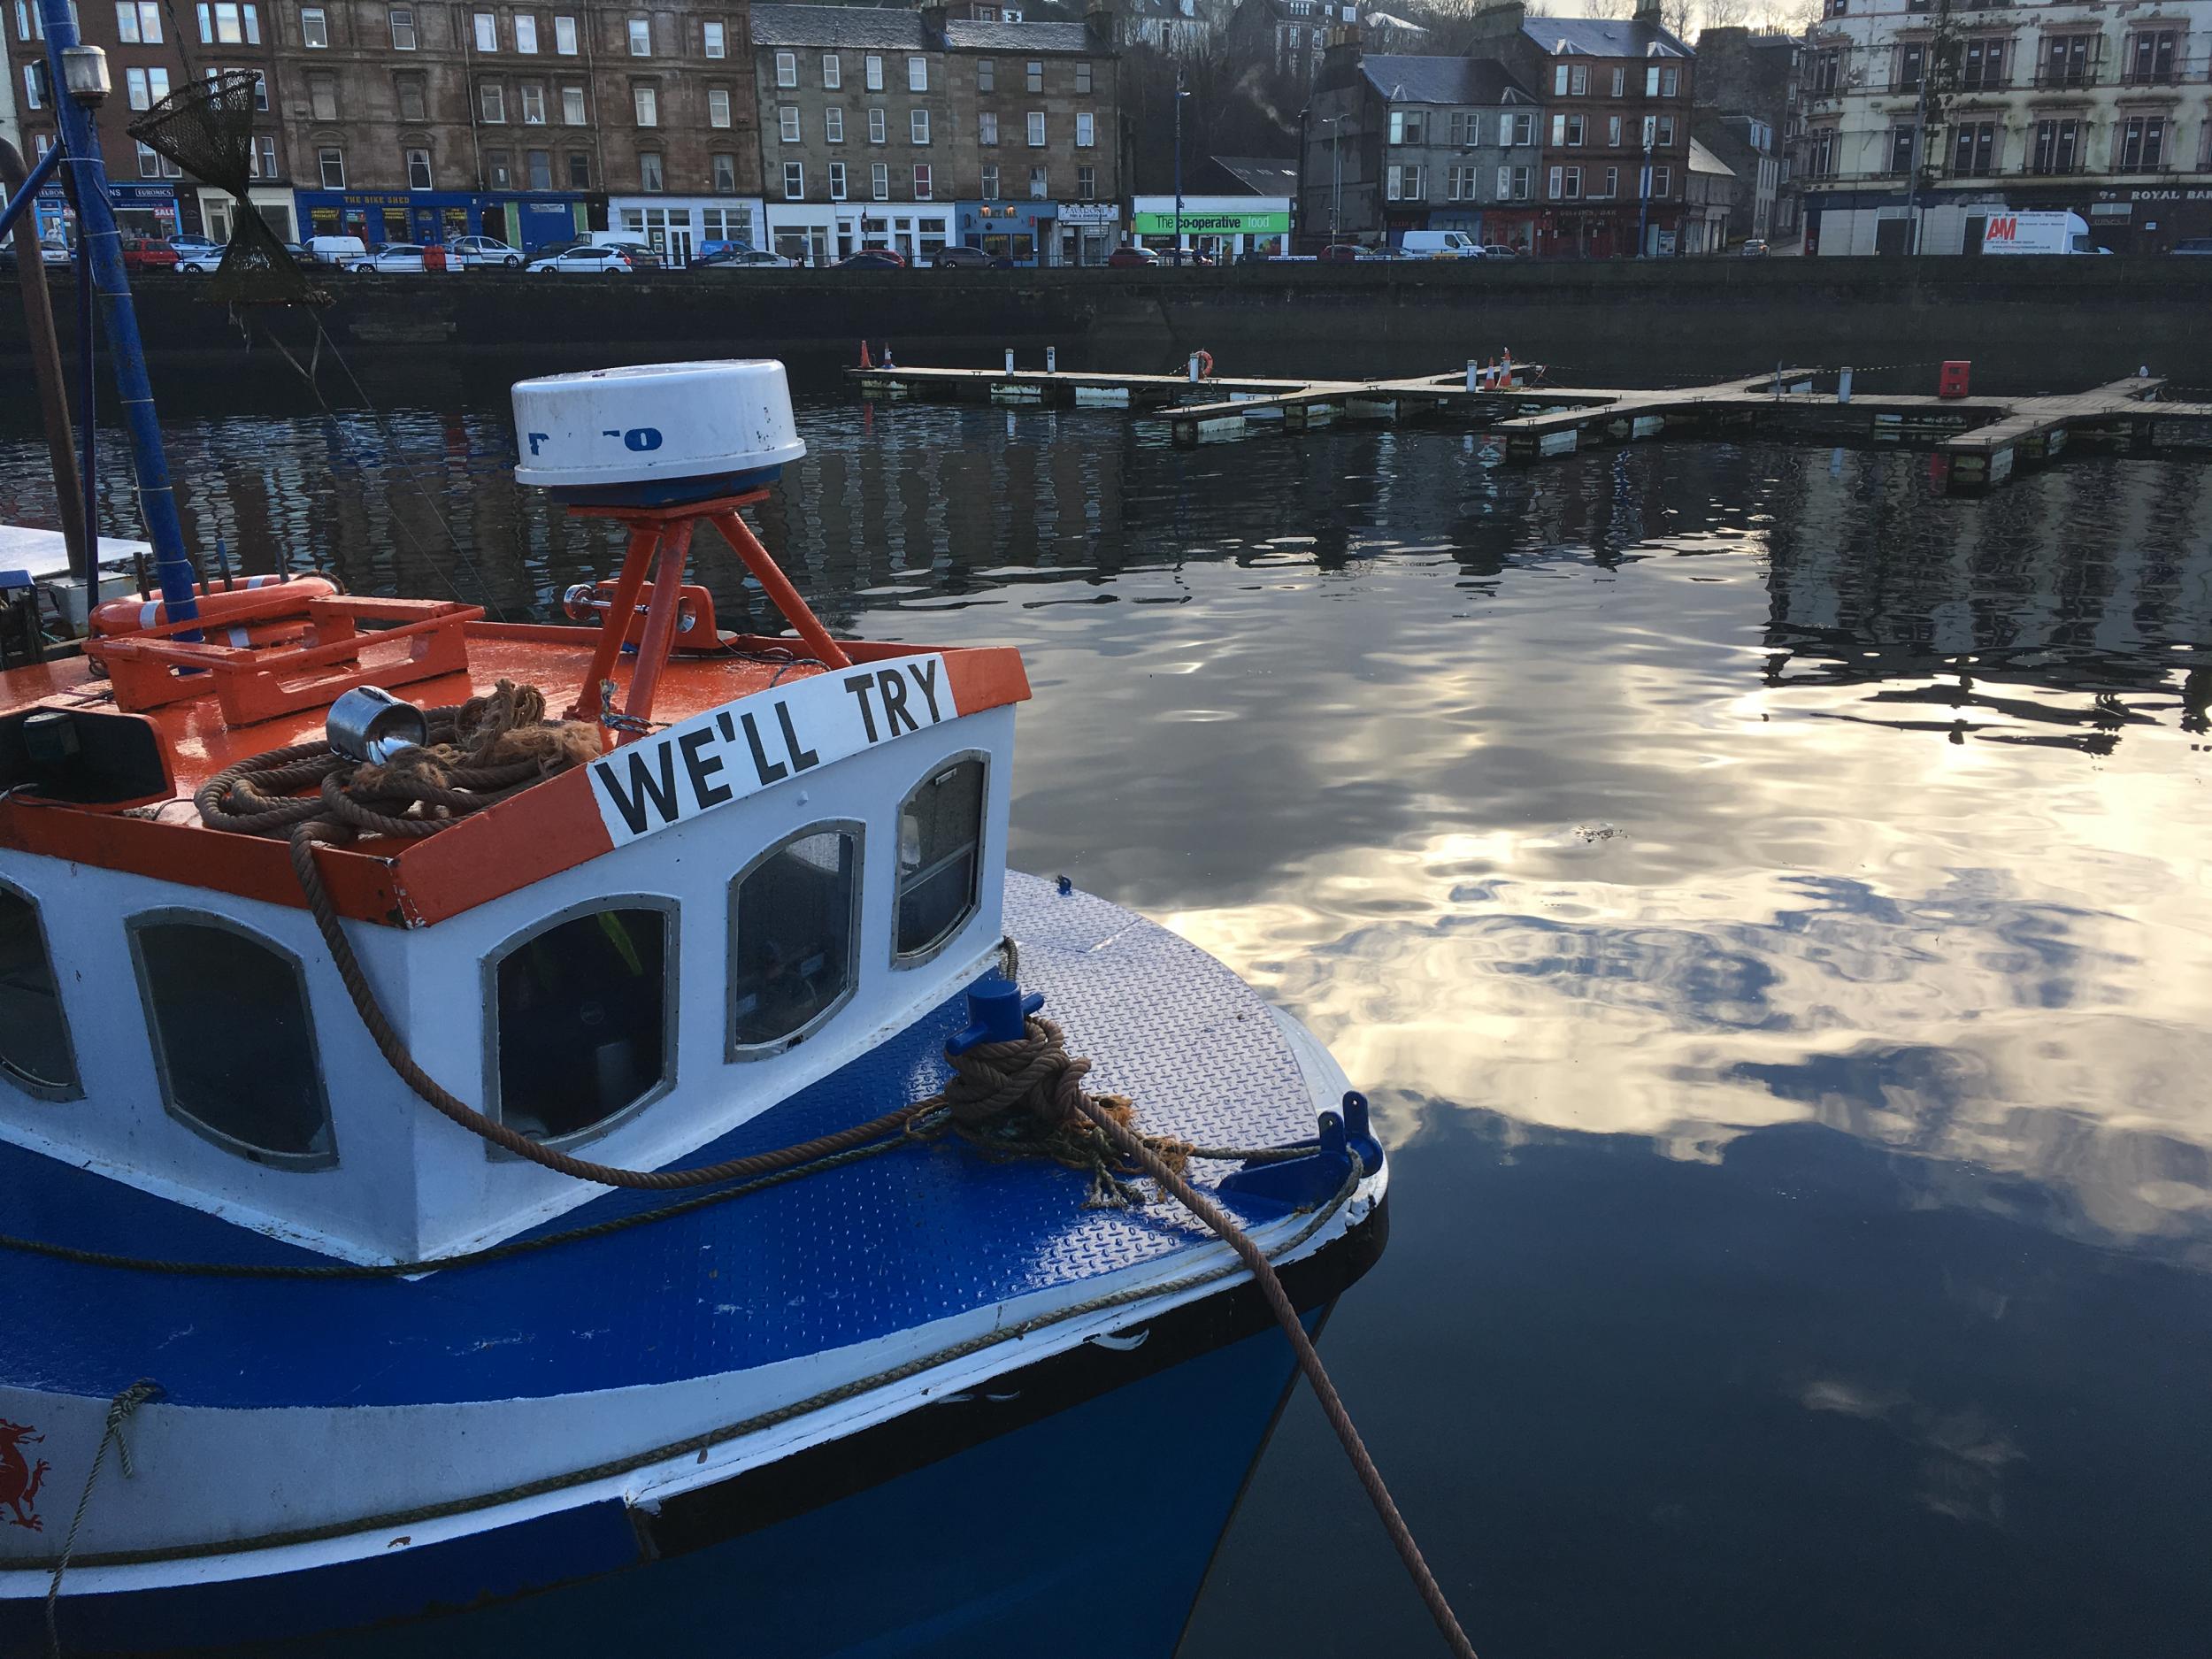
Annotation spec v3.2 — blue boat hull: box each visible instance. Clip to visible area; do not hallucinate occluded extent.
[27,1202,1386,1658]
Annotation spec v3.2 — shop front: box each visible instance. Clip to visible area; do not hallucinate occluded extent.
[764,204,954,265]
[293,190,586,250]
[28,180,180,247]
[1131,198,1291,261]
[958,201,1057,266]
[195,186,299,244]
[1054,202,1119,266]
[611,197,765,265]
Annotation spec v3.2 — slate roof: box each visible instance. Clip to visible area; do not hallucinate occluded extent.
[750,4,926,49]
[941,18,1095,50]
[1523,15,1691,58]
[1358,53,1535,106]
[1211,155,1300,196]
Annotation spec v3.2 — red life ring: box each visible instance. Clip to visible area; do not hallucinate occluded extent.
[1194,349,1215,380]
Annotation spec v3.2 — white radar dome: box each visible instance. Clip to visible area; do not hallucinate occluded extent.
[511,359,805,504]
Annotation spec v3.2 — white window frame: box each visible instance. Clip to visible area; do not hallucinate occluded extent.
[1075,111,1093,147]
[910,107,929,143]
[784,160,804,198]
[776,49,796,87]
[829,158,848,199]
[300,4,326,45]
[514,13,536,51]
[703,19,725,57]
[634,83,657,126]
[780,105,799,142]
[906,54,926,91]
[709,86,731,127]
[872,160,888,199]
[472,11,495,51]
[821,51,839,87]
[554,13,577,53]
[865,53,883,90]
[1026,110,1044,147]
[825,106,843,142]
[627,15,650,55]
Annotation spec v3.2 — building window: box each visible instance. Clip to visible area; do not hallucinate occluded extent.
[487,149,511,186]
[1897,43,1924,90]
[1026,110,1044,146]
[2031,118,2078,175]
[2126,29,2177,84]
[1597,165,1617,197]
[1650,165,1671,195]
[627,14,649,54]
[2043,35,2090,88]
[1074,111,1094,148]
[1027,165,1046,198]
[895,757,985,962]
[125,66,171,111]
[829,158,847,198]
[1887,126,1913,175]
[979,161,998,198]
[254,134,277,177]
[480,81,505,121]
[1610,67,1624,96]
[405,145,432,188]
[1553,64,1567,96]
[709,86,730,127]
[561,82,584,123]
[554,12,576,52]
[710,150,734,190]
[977,57,993,92]
[1545,164,1561,199]
[780,106,798,142]
[639,150,663,189]
[634,84,657,125]
[1510,112,1532,146]
[1024,58,1041,91]
[472,10,495,50]
[1569,64,1587,96]
[1076,163,1094,200]
[1655,116,1674,147]
[567,150,589,185]
[388,4,413,48]
[913,161,931,198]
[979,111,997,144]
[821,50,839,87]
[868,106,886,142]
[522,81,549,122]
[1809,127,1836,178]
[2119,115,2165,171]
[300,4,326,44]
[1959,37,2003,89]
[776,49,795,86]
[1660,66,1678,97]
[526,148,550,188]
[488,903,672,1148]
[131,918,334,1168]
[703,18,725,56]
[21,65,42,114]
[1950,120,1996,176]
[319,144,344,186]
[117,0,160,41]
[515,12,537,51]
[871,159,888,199]
[907,54,926,91]
[825,106,843,142]
[1565,114,1585,146]
[1606,114,1622,146]
[396,74,425,119]
[309,69,336,119]
[1075,58,1092,93]
[783,159,804,197]
[865,53,882,90]
[910,108,929,143]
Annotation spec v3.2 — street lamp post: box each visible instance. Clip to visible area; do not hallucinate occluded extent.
[1326,113,1345,247]
[1172,69,1188,261]
[1636,118,1655,257]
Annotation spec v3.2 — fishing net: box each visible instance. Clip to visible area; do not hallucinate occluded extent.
[127,70,326,306]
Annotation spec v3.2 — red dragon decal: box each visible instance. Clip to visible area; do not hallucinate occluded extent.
[0,1420,50,1532]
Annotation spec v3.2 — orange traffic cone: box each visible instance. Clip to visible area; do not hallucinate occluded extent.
[859,341,873,369]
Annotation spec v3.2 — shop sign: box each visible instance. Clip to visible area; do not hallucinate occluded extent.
[1057,203,1118,225]
[1131,209,1290,235]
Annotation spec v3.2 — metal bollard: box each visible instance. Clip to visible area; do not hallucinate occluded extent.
[1837,366,1853,404]
[1004,348,1015,373]
[1047,346,1057,373]
[1466,360,1479,393]
[1188,353,1202,383]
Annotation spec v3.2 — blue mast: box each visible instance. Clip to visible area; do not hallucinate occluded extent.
[36,0,200,624]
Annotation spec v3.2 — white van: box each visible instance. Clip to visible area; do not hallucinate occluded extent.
[1398,230,1485,258]
[303,234,368,265]
[1979,211,2104,255]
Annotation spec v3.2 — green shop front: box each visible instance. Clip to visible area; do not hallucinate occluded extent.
[1130,198,1291,260]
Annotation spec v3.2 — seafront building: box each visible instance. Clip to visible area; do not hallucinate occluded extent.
[1797,0,2212,254]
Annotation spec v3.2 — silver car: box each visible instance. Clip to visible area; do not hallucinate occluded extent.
[524,245,636,274]
[449,234,525,269]
[345,244,458,274]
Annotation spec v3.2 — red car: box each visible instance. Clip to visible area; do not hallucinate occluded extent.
[1105,245,1158,267]
[119,235,180,271]
[834,250,907,270]
[1317,243,1365,263]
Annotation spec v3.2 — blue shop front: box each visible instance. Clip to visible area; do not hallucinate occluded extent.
[30,180,181,244]
[292,190,589,250]
[958,200,1056,266]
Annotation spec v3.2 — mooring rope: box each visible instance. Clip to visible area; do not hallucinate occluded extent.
[43,1379,158,1659]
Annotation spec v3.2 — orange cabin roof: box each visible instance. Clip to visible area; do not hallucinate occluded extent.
[0,622,1031,928]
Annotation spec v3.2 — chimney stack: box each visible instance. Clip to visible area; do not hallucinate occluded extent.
[1633,0,1663,27]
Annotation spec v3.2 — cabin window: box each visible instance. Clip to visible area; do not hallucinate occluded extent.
[895,757,986,963]
[729,825,861,1054]
[130,917,333,1166]
[489,901,672,1145]
[0,885,77,1099]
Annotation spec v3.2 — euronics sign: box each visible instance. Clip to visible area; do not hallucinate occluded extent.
[1132,210,1291,235]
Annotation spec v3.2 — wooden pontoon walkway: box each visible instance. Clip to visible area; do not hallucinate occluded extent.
[848,362,2212,495]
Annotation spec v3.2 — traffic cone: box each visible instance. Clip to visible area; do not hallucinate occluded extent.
[859,341,873,368]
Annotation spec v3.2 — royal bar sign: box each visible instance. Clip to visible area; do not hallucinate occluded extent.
[589,657,958,845]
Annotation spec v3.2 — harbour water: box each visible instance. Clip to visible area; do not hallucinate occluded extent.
[5,378,2210,1656]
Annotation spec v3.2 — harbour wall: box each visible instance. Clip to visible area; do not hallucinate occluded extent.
[7,260,2210,395]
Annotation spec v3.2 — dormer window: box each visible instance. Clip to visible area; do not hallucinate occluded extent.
[895,756,986,964]
[729,825,862,1055]
[129,915,334,1167]
[0,883,78,1100]
[488,900,674,1147]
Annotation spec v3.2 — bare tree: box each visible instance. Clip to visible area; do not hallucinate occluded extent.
[1660,0,1696,39]
[1702,0,1752,28]
[1585,0,1639,19]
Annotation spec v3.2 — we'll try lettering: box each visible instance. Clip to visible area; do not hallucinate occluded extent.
[588,656,956,845]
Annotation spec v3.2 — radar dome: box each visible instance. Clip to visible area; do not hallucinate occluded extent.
[511,360,805,505]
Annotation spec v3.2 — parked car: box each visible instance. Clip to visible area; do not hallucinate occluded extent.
[928,244,999,269]
[448,234,524,269]
[345,243,457,274]
[526,244,636,273]
[284,241,319,269]
[1739,238,1770,258]
[168,234,222,257]
[1479,243,1524,258]
[0,242,65,273]
[119,235,179,271]
[303,234,370,266]
[585,233,664,270]
[1105,245,1158,267]
[696,245,798,268]
[2170,238,2212,256]
[833,250,907,270]
[175,243,225,273]
[1317,242,1365,263]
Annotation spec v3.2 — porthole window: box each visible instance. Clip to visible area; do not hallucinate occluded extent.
[130,916,334,1167]
[490,902,672,1145]
[0,884,79,1099]
[730,825,861,1056]
[895,756,986,964]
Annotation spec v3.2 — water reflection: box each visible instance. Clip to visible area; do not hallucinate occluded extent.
[5,385,2208,1650]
